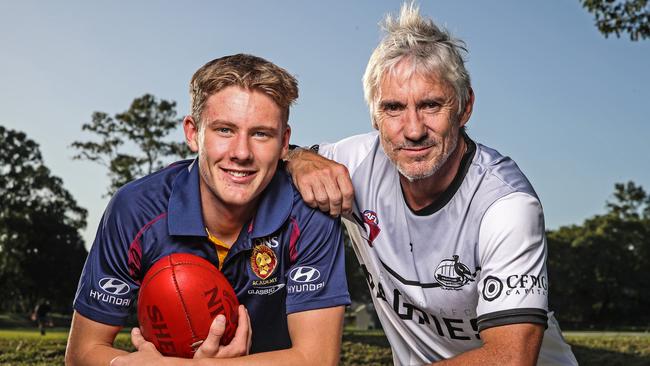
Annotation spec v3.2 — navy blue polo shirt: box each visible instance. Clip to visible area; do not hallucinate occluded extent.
[73,159,350,353]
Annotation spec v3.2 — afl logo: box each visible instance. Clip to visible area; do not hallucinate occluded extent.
[434,255,476,289]
[363,210,378,225]
[361,210,381,247]
[98,277,130,296]
[289,266,321,283]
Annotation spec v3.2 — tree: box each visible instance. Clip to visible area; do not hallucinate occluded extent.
[581,0,650,41]
[547,181,650,328]
[71,94,191,196]
[0,126,88,313]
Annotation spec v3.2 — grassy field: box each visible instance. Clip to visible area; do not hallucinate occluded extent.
[0,328,649,365]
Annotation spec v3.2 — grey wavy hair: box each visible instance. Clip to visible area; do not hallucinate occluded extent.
[363,2,471,128]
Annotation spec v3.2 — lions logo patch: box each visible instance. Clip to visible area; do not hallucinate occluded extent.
[250,244,277,280]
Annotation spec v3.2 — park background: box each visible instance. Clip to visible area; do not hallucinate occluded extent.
[1,0,649,364]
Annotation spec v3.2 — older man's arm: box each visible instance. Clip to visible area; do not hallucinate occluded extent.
[434,323,544,366]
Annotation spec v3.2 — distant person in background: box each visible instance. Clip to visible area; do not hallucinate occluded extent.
[32,299,52,336]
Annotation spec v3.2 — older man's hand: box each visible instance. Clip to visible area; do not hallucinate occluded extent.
[286,148,354,216]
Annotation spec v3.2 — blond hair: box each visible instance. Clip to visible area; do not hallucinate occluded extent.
[190,54,298,125]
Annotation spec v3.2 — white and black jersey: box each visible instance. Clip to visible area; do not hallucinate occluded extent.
[320,132,577,365]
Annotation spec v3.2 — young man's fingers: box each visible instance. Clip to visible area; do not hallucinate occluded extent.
[194,315,226,359]
[216,305,251,358]
[130,327,145,348]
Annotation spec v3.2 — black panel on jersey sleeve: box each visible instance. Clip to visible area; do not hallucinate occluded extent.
[409,133,477,216]
[476,308,548,332]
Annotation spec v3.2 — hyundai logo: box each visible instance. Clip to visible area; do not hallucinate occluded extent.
[99,277,131,296]
[289,266,321,283]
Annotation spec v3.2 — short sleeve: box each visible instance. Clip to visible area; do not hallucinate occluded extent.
[318,132,379,176]
[72,193,142,326]
[285,211,351,314]
[476,192,549,332]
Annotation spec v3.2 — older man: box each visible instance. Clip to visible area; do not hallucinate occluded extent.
[287,4,578,365]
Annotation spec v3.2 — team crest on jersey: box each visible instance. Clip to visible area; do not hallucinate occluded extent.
[250,244,277,280]
[361,210,381,246]
[434,255,476,289]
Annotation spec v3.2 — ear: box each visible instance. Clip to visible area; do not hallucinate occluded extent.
[183,116,200,153]
[280,125,292,160]
[459,87,475,128]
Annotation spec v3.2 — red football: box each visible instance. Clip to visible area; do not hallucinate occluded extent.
[137,253,239,358]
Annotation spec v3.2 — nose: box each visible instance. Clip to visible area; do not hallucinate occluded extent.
[230,133,253,162]
[402,107,427,142]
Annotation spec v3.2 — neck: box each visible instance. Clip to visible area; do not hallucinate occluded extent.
[400,136,466,212]
[199,181,258,245]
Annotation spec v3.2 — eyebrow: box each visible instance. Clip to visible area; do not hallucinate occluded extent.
[205,119,281,134]
[416,98,444,108]
[379,100,406,108]
[205,119,234,128]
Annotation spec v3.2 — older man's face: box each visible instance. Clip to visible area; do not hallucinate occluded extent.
[375,60,466,181]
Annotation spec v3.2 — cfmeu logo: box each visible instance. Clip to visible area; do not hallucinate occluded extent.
[289,266,321,283]
[99,277,130,296]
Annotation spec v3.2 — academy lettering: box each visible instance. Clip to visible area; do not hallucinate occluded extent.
[252,277,278,286]
[89,289,131,306]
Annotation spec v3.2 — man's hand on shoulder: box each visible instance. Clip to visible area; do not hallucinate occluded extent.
[285,147,354,216]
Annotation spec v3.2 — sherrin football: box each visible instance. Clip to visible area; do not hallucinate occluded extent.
[137,253,239,358]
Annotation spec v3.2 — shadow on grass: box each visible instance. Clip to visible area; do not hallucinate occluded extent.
[572,344,650,366]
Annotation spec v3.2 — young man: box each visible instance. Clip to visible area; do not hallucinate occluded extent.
[66,54,350,366]
[286,4,578,366]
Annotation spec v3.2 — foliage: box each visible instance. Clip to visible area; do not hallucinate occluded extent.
[548,181,650,327]
[70,94,190,196]
[0,126,88,313]
[581,0,650,40]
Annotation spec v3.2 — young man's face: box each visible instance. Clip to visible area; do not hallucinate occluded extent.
[375,59,471,181]
[185,86,290,210]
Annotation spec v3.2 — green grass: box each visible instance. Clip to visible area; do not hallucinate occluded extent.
[565,333,650,366]
[1,328,649,365]
[0,329,134,366]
